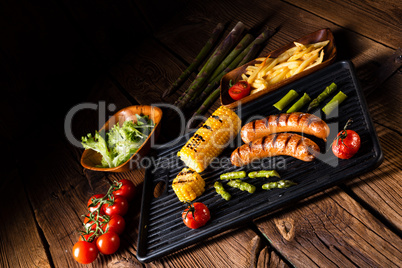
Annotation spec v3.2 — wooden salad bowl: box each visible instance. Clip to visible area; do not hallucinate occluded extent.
[81,105,163,172]
[220,28,337,109]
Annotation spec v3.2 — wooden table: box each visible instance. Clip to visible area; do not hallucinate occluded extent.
[1,0,401,267]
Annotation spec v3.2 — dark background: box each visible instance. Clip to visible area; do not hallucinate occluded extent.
[0,0,186,143]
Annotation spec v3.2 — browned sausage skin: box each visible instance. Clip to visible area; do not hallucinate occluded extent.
[241,112,330,143]
[231,133,320,166]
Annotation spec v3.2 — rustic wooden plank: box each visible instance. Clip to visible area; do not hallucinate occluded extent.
[0,170,52,268]
[344,72,402,231]
[144,227,260,268]
[257,246,290,268]
[284,0,402,48]
[254,188,402,267]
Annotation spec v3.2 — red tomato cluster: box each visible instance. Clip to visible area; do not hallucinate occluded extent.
[72,179,136,264]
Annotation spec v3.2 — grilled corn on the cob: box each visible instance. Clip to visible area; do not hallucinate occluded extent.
[172,168,205,202]
[177,106,241,172]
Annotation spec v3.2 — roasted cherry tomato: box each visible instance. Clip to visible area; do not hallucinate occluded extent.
[96,231,120,255]
[113,179,136,201]
[228,80,251,100]
[72,241,99,264]
[332,119,361,159]
[182,202,211,229]
[104,214,125,235]
[103,196,129,216]
[87,194,105,213]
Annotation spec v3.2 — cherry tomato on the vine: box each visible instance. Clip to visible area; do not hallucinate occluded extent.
[87,194,105,213]
[79,232,98,244]
[72,241,99,264]
[84,213,106,232]
[113,179,136,201]
[228,80,251,101]
[182,202,211,229]
[96,231,120,255]
[103,196,129,216]
[332,119,361,159]
[104,214,125,235]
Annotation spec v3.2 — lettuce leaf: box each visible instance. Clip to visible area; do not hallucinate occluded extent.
[81,115,154,168]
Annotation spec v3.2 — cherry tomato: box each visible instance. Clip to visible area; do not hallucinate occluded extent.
[113,179,136,201]
[182,202,211,229]
[87,194,105,213]
[96,231,120,255]
[103,196,129,216]
[332,119,361,159]
[104,214,125,235]
[72,241,99,264]
[228,80,251,100]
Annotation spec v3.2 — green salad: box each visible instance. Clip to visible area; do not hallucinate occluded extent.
[81,114,154,168]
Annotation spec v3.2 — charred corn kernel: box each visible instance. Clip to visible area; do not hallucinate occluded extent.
[172,168,205,202]
[177,106,241,172]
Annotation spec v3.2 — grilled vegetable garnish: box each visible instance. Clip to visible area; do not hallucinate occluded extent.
[172,168,205,202]
[214,181,231,201]
[220,171,246,180]
[262,180,297,190]
[227,179,256,194]
[178,106,241,172]
[248,170,280,178]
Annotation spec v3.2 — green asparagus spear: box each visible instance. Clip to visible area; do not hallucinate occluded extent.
[322,91,348,115]
[238,27,277,66]
[214,181,231,201]
[227,179,256,194]
[162,23,225,98]
[220,171,246,180]
[208,34,254,82]
[262,180,297,190]
[307,82,337,111]
[175,21,246,108]
[286,93,311,113]
[190,28,275,117]
[248,170,280,178]
[190,40,254,106]
[187,33,254,105]
[273,89,299,111]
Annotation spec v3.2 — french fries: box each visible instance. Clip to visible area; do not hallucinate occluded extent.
[243,40,329,95]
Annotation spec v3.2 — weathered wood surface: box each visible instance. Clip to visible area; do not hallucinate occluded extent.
[284,0,402,48]
[345,72,402,231]
[254,188,402,267]
[0,0,401,267]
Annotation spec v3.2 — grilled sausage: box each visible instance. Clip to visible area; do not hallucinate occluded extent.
[231,133,320,166]
[241,112,330,143]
